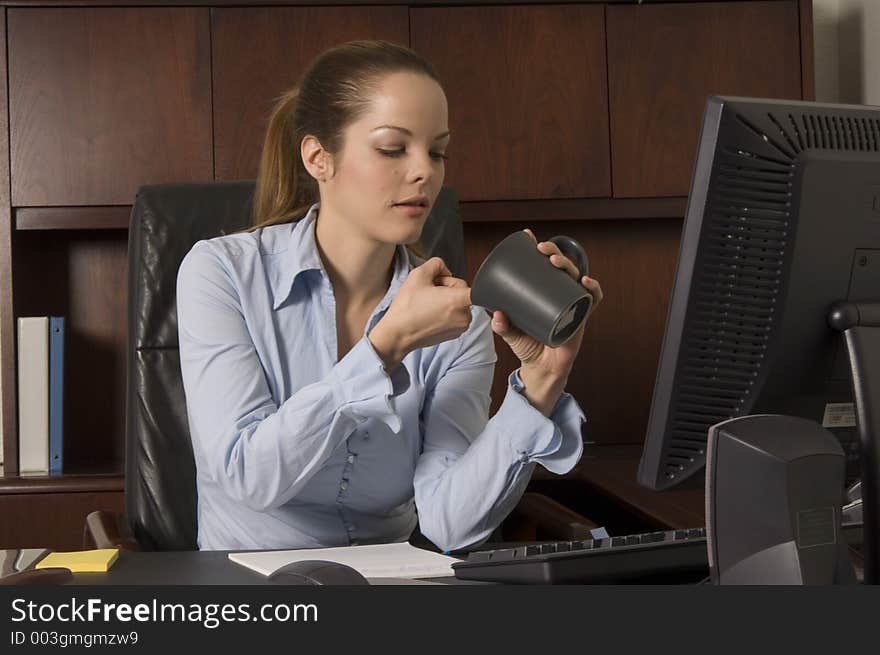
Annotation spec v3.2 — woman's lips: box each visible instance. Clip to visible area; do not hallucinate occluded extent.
[393,203,428,216]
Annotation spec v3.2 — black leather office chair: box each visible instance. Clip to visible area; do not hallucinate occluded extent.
[85,180,593,551]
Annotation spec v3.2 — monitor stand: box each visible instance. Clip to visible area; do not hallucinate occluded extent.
[673,473,705,491]
[829,301,880,585]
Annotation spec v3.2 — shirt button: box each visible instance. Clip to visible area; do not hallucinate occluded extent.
[340,482,348,490]
[347,455,355,464]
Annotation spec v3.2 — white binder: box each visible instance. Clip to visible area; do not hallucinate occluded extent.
[17,316,49,475]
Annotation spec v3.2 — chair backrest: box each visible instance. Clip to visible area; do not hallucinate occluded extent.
[125,181,464,550]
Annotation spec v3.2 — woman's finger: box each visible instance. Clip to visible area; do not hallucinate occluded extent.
[490,310,511,334]
[582,276,603,305]
[523,228,538,244]
[536,241,579,280]
[436,276,468,289]
[551,253,580,280]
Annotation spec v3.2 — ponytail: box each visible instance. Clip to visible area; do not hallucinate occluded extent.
[249,88,317,231]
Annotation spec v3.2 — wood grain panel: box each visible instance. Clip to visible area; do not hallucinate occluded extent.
[0,491,124,550]
[0,11,16,475]
[799,0,816,100]
[8,7,213,206]
[0,474,123,495]
[464,217,682,446]
[460,197,687,223]
[12,230,128,471]
[15,207,132,231]
[412,5,610,202]
[212,6,409,181]
[607,1,802,198]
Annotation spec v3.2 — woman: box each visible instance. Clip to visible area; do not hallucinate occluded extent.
[177,40,603,552]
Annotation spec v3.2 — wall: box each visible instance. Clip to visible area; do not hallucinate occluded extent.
[813,0,880,104]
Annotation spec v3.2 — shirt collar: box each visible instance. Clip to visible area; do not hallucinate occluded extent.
[271,202,414,311]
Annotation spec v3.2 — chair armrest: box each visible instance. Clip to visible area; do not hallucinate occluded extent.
[504,492,600,542]
[0,568,73,586]
[83,511,141,551]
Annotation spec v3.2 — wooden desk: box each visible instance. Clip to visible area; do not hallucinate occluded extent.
[526,446,705,534]
[573,454,705,530]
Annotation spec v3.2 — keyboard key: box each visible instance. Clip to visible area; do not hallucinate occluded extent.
[625,535,642,546]
[593,538,610,548]
[674,530,689,540]
[642,532,666,543]
[556,542,571,552]
[570,540,592,551]
[467,551,492,562]
[526,545,541,556]
[540,543,558,554]
[611,537,626,547]
[688,528,704,538]
[491,548,516,561]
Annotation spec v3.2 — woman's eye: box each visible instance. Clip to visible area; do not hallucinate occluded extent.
[377,148,448,162]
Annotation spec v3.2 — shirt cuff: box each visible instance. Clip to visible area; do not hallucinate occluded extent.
[329,336,411,434]
[502,369,585,474]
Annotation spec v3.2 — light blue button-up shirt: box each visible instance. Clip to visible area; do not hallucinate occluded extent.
[176,204,586,553]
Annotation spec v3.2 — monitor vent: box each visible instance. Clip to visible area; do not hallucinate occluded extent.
[662,143,792,483]
[751,112,880,153]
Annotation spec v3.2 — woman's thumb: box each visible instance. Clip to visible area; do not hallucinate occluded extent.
[417,257,450,281]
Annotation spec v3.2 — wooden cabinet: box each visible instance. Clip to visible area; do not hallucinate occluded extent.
[8,7,213,206]
[607,1,804,198]
[0,0,814,549]
[0,477,124,550]
[212,6,410,180]
[412,4,610,201]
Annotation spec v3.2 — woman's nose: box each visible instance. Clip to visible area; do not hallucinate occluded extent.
[408,151,434,183]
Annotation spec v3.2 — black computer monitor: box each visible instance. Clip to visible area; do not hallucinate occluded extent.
[637,96,879,500]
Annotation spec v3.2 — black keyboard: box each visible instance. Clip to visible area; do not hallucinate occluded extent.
[452,527,709,584]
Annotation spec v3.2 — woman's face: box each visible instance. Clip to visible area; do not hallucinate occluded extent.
[322,71,449,246]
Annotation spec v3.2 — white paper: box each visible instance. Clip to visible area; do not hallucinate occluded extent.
[228,542,458,579]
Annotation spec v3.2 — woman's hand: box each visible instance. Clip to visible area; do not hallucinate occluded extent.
[492,229,603,415]
[369,257,472,370]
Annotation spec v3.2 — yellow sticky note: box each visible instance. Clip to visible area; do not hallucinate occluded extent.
[35,549,119,573]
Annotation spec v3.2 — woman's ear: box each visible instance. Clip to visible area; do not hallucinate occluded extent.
[301,135,333,182]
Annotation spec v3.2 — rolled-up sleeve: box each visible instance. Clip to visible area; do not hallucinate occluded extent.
[412,310,586,553]
[177,242,407,512]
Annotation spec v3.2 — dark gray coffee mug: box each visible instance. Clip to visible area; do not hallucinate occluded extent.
[471,231,592,347]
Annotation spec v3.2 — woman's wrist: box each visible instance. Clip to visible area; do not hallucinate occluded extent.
[518,365,567,417]
[368,320,409,372]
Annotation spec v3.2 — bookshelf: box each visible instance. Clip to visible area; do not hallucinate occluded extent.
[0,0,814,550]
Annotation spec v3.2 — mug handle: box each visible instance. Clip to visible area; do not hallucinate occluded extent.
[548,235,589,279]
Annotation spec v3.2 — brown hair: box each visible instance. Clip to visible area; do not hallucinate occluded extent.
[249,40,442,256]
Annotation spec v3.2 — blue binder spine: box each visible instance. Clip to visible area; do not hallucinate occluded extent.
[48,316,65,475]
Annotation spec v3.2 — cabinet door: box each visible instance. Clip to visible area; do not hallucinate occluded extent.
[8,8,213,206]
[412,5,610,202]
[212,6,409,181]
[0,491,124,551]
[608,1,802,198]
